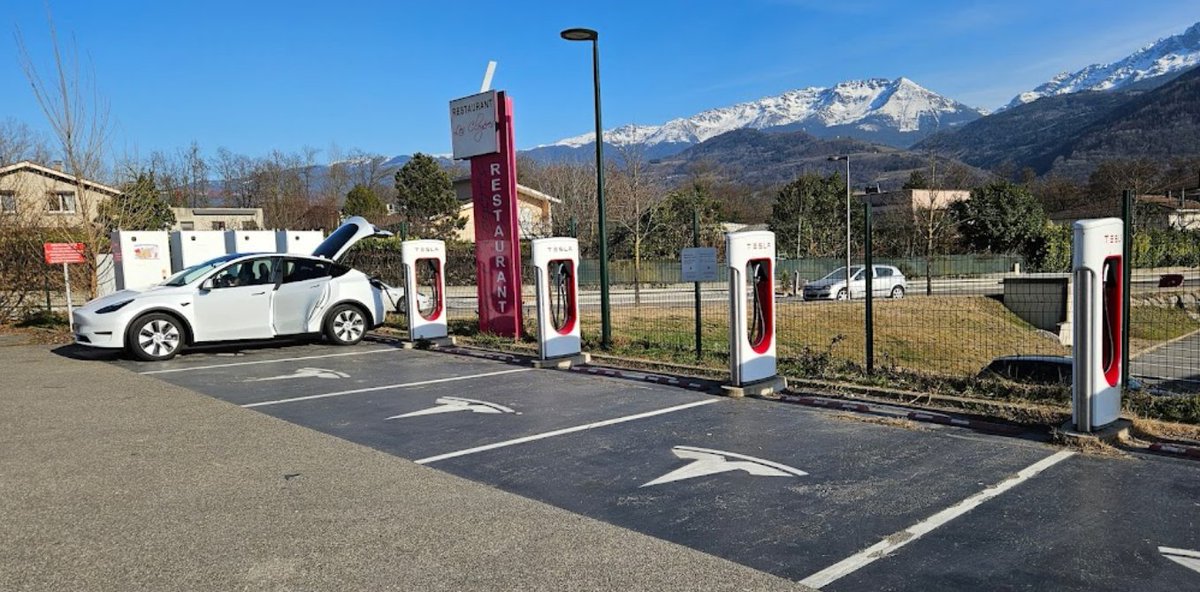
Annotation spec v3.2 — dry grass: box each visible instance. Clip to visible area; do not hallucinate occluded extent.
[582,296,1068,377]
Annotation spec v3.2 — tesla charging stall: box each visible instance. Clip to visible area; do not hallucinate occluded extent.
[169,231,226,272]
[276,230,324,254]
[725,230,787,397]
[1072,218,1125,432]
[225,230,277,254]
[400,239,451,345]
[111,230,171,290]
[531,237,589,368]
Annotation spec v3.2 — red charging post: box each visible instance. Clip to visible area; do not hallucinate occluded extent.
[43,242,86,330]
[450,89,523,338]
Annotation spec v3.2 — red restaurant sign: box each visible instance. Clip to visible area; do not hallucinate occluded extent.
[467,92,523,337]
[43,242,86,265]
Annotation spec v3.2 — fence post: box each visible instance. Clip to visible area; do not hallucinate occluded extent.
[1121,189,1133,389]
[864,201,874,374]
[693,207,703,361]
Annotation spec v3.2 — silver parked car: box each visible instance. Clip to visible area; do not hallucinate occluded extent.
[802,265,907,300]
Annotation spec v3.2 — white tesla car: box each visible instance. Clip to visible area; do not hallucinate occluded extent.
[73,217,402,361]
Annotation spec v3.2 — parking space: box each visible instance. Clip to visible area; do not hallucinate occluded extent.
[828,453,1200,591]
[118,341,1200,591]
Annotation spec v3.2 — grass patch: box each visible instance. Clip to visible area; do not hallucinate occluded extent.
[562,296,1067,377]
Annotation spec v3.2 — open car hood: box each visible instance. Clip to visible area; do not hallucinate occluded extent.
[311,216,393,261]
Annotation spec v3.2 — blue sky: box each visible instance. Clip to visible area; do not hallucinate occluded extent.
[3,0,1197,162]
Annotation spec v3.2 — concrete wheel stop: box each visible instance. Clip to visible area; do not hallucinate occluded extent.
[400,336,458,350]
[1057,419,1133,447]
[722,376,788,399]
[531,353,591,369]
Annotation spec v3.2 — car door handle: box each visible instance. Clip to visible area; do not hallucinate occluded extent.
[252,291,266,296]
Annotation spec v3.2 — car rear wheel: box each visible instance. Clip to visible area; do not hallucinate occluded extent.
[891,285,906,299]
[325,304,366,346]
[127,313,184,361]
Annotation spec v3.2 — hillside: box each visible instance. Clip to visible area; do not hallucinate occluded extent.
[648,128,977,188]
[917,65,1200,179]
[1049,65,1200,178]
[915,91,1136,174]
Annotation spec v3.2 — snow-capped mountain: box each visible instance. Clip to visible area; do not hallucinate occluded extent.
[1006,21,1200,109]
[533,77,982,158]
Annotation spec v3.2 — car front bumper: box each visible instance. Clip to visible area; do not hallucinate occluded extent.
[72,309,124,349]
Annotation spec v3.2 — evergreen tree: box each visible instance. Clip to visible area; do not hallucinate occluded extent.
[343,183,386,219]
[768,172,862,259]
[951,180,1046,254]
[98,172,176,231]
[642,183,724,258]
[393,153,463,239]
[902,170,929,190]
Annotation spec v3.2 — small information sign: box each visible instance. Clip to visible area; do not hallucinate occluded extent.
[681,247,718,283]
[43,242,86,264]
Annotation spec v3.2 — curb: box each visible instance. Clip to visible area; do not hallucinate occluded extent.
[1148,442,1200,459]
[780,394,1026,436]
[571,365,719,392]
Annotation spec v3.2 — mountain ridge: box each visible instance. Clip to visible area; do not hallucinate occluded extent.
[1006,22,1200,109]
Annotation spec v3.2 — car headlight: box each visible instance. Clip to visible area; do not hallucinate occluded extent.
[96,299,134,314]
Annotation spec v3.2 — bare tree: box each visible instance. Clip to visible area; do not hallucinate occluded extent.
[607,143,665,304]
[17,13,114,296]
[0,118,52,165]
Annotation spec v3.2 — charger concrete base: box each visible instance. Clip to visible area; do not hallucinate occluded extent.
[532,353,591,370]
[400,336,458,350]
[722,376,788,399]
[1058,418,1132,447]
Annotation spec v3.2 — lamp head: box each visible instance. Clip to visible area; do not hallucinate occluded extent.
[561,28,599,41]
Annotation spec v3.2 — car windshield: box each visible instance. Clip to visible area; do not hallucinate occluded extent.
[162,254,243,286]
[821,266,864,281]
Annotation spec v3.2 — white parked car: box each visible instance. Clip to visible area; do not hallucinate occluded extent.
[73,217,403,361]
[802,265,907,300]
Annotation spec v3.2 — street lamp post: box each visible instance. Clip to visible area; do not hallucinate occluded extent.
[561,27,611,349]
[829,155,850,299]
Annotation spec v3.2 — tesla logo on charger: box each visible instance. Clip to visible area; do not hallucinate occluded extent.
[640,446,807,487]
[387,397,517,419]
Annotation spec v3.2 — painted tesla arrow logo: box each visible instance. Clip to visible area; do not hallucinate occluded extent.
[387,397,517,419]
[245,367,349,382]
[1160,546,1200,575]
[640,446,807,487]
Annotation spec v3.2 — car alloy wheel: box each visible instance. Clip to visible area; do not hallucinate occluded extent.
[326,305,366,345]
[836,288,848,301]
[891,286,905,299]
[130,314,183,361]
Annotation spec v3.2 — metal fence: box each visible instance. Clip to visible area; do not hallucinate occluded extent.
[348,221,1200,399]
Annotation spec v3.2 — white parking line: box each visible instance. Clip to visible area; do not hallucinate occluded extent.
[140,347,403,375]
[415,399,720,465]
[242,368,533,408]
[798,449,1075,590]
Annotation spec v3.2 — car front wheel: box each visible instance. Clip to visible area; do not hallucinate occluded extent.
[891,285,906,299]
[836,288,848,301]
[127,313,184,361]
[325,304,367,346]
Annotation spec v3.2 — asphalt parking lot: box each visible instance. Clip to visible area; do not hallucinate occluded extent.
[111,339,1200,591]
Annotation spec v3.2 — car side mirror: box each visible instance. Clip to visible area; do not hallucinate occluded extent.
[200,278,214,291]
